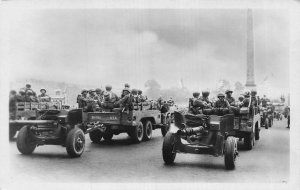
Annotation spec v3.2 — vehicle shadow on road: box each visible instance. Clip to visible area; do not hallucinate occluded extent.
[89,136,162,147]
[164,162,225,171]
[17,153,70,159]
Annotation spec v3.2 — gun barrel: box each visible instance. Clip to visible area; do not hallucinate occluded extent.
[9,120,56,125]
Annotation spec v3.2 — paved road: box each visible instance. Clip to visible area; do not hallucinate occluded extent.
[6,118,289,184]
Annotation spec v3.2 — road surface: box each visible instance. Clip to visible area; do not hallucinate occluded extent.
[6,118,289,184]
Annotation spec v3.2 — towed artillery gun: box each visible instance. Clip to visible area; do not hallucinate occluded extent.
[162,108,239,170]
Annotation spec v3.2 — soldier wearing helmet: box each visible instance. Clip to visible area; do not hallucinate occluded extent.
[104,85,119,104]
[250,89,258,107]
[239,91,251,107]
[77,89,89,110]
[214,93,230,108]
[189,92,202,114]
[25,89,38,102]
[167,97,174,106]
[124,83,130,88]
[225,90,235,106]
[199,90,212,108]
[87,89,100,111]
[16,89,26,102]
[117,88,134,111]
[95,88,104,104]
[38,88,51,102]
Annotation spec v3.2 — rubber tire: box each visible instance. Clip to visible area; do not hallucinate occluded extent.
[103,132,113,141]
[224,136,237,170]
[66,128,85,158]
[89,129,103,143]
[16,126,36,155]
[244,133,254,150]
[130,122,144,143]
[265,118,269,129]
[161,117,171,137]
[9,127,17,141]
[143,120,153,141]
[255,128,260,140]
[269,118,273,128]
[162,132,177,165]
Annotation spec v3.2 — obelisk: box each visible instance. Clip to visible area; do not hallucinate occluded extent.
[245,9,256,89]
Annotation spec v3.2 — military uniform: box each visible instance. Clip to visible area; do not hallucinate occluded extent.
[214,93,230,108]
[118,94,134,111]
[225,97,235,105]
[38,89,51,102]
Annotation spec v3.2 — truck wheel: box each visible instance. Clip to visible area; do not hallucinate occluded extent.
[9,127,17,141]
[244,133,254,150]
[130,122,144,143]
[255,128,260,140]
[103,132,113,141]
[143,120,153,141]
[66,128,85,158]
[162,132,177,165]
[224,136,237,170]
[89,129,103,143]
[161,118,171,137]
[269,118,273,128]
[265,118,269,129]
[17,126,36,155]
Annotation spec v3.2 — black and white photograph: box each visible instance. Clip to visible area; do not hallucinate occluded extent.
[0,0,299,189]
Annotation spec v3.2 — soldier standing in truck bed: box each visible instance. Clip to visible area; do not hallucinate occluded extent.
[78,89,89,110]
[199,90,212,109]
[117,88,134,111]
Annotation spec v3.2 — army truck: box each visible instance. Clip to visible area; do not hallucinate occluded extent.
[86,103,171,143]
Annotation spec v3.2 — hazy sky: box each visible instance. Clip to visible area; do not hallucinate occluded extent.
[5,9,289,95]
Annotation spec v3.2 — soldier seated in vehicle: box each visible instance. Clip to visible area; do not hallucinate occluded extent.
[116,88,134,112]
[38,88,51,102]
[189,92,202,114]
[138,90,147,102]
[78,89,90,111]
[100,85,120,111]
[16,89,26,102]
[214,93,230,109]
[167,97,175,106]
[199,90,213,109]
[25,89,38,102]
[95,88,104,105]
[239,91,251,108]
[87,89,100,111]
[225,90,236,106]
[237,95,244,107]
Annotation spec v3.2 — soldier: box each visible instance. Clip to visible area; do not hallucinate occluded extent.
[105,85,119,104]
[95,88,104,104]
[124,83,130,88]
[199,90,212,108]
[88,89,100,111]
[9,90,17,119]
[237,95,244,106]
[16,89,26,102]
[261,95,268,108]
[38,88,51,102]
[167,97,174,106]
[26,89,38,102]
[214,93,230,108]
[157,95,163,110]
[239,91,251,107]
[225,90,236,106]
[21,84,36,96]
[117,88,134,111]
[78,89,89,110]
[189,92,201,114]
[137,90,144,102]
[250,90,258,107]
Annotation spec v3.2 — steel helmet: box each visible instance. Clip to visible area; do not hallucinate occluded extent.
[105,85,112,91]
[81,89,88,94]
[40,88,46,93]
[193,92,200,98]
[217,93,225,98]
[225,89,233,94]
[202,90,210,97]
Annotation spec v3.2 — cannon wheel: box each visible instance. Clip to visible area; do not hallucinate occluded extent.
[143,120,153,141]
[129,122,144,143]
[89,129,103,143]
[255,127,260,140]
[162,132,177,165]
[9,127,17,141]
[103,132,113,141]
[265,118,269,129]
[66,128,85,158]
[161,117,171,137]
[244,133,254,150]
[17,126,36,155]
[224,136,237,170]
